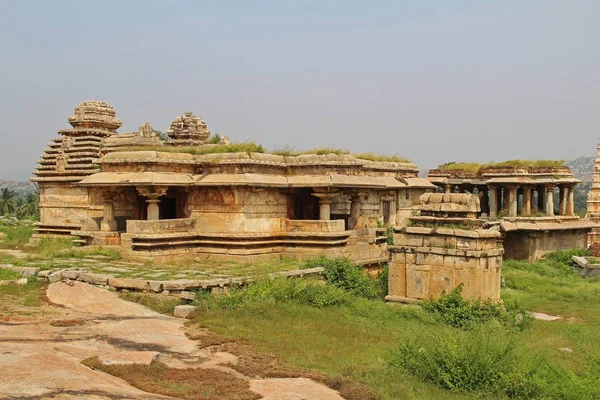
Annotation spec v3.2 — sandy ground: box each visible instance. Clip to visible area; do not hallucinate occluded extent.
[0,281,343,399]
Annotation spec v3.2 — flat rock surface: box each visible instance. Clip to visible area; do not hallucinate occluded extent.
[250,378,345,400]
[0,281,344,399]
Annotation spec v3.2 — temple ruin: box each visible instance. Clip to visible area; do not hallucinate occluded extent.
[31,101,435,264]
[387,193,503,302]
[428,163,597,261]
[587,138,600,246]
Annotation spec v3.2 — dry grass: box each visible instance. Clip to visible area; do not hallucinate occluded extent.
[437,159,565,173]
[82,357,260,400]
[112,142,265,156]
[50,319,86,327]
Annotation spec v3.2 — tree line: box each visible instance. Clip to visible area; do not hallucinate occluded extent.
[0,186,39,220]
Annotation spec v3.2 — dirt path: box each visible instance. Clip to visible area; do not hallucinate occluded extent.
[0,281,344,399]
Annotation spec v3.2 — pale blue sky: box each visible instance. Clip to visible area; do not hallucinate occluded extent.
[1,1,599,180]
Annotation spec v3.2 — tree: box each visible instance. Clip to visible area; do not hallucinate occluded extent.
[0,188,17,216]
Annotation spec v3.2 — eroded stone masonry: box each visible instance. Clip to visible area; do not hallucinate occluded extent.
[31,100,600,301]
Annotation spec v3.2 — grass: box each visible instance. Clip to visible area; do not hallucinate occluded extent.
[119,292,182,314]
[437,160,566,174]
[175,250,600,399]
[0,220,33,249]
[112,142,265,155]
[0,268,21,280]
[0,281,47,316]
[113,144,411,163]
[81,357,261,400]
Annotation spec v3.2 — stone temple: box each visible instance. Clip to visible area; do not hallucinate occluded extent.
[31,101,435,265]
[32,100,600,302]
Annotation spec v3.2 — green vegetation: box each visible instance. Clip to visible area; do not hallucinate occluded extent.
[422,284,533,330]
[437,160,565,174]
[206,133,222,144]
[0,220,34,248]
[179,250,600,399]
[273,147,410,162]
[0,268,21,280]
[0,186,39,220]
[114,142,265,156]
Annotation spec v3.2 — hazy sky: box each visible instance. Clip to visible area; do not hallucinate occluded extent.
[1,1,599,180]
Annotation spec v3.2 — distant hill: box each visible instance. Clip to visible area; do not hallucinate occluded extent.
[566,156,595,182]
[0,180,37,196]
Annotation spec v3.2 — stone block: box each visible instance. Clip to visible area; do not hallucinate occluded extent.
[163,279,201,291]
[407,236,424,247]
[38,270,52,278]
[148,281,163,293]
[454,229,479,238]
[436,228,455,236]
[406,227,434,235]
[174,305,197,319]
[62,270,81,280]
[180,291,197,301]
[14,278,28,286]
[79,272,111,286]
[48,271,63,283]
[108,278,149,291]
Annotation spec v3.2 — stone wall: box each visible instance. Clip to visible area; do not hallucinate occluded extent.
[189,187,287,233]
[387,228,503,302]
[504,229,588,262]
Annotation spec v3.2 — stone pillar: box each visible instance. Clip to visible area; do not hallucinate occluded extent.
[566,186,575,216]
[146,198,160,220]
[508,186,518,218]
[489,186,498,219]
[136,186,168,221]
[523,187,532,216]
[480,189,490,216]
[536,187,545,212]
[444,184,452,194]
[312,192,337,221]
[349,193,363,228]
[101,197,117,232]
[558,186,566,215]
[497,187,504,214]
[546,186,555,216]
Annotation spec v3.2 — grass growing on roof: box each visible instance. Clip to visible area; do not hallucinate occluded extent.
[112,142,265,155]
[437,159,566,173]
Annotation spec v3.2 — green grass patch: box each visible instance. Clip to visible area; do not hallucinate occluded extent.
[119,292,181,314]
[0,221,33,248]
[0,268,21,280]
[437,159,565,174]
[189,250,600,399]
[113,142,265,156]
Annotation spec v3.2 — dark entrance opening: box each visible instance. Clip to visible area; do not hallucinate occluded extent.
[160,198,177,219]
[288,189,319,220]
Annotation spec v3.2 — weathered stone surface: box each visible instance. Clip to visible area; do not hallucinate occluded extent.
[179,291,196,301]
[48,271,63,283]
[79,272,111,286]
[37,270,52,278]
[61,270,81,280]
[108,278,149,291]
[14,278,28,286]
[173,305,197,319]
[148,281,163,293]
[162,279,201,291]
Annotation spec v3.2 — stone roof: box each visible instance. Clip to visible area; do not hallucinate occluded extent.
[166,112,210,146]
[32,100,122,182]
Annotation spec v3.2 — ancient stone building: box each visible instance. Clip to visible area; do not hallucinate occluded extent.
[428,164,597,261]
[586,138,600,245]
[32,101,435,263]
[387,193,503,302]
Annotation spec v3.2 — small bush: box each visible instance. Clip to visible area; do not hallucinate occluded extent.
[301,256,380,299]
[194,277,353,310]
[391,327,541,397]
[422,284,533,330]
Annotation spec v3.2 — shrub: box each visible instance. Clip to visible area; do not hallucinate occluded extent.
[301,256,380,299]
[422,284,533,330]
[194,277,353,310]
[390,327,541,397]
